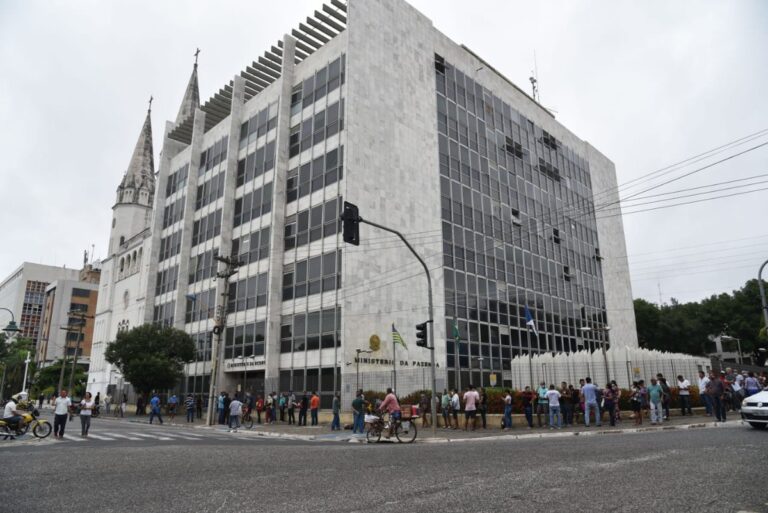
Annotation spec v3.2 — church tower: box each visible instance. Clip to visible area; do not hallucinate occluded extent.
[110,102,155,256]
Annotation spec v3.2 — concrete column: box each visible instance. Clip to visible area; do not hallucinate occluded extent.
[172,109,207,327]
[264,35,297,384]
[211,76,246,393]
[143,122,186,324]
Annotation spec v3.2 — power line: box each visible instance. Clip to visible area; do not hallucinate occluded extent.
[609,234,768,261]
[608,128,768,197]
[631,263,757,282]
[603,184,768,217]
[622,173,768,202]
[524,129,768,239]
[604,140,768,211]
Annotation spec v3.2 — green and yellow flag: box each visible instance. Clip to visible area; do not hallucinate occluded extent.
[392,323,407,349]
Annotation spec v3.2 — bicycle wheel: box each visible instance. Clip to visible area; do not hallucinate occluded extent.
[33,421,52,439]
[366,426,381,443]
[395,419,417,443]
[243,414,254,429]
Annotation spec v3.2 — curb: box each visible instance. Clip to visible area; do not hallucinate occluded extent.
[417,420,741,444]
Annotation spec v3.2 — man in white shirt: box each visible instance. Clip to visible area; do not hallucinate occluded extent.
[697,371,711,416]
[463,385,480,431]
[546,385,562,429]
[677,375,692,416]
[53,389,72,439]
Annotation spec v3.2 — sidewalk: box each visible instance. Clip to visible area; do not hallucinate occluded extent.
[75,407,743,443]
[195,412,741,443]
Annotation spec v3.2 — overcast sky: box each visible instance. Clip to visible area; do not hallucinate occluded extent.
[1,0,766,304]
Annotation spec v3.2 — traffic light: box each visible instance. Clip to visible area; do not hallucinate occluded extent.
[341,201,360,246]
[416,321,428,348]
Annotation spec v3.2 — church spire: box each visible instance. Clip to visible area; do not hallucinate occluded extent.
[116,100,155,206]
[175,49,200,125]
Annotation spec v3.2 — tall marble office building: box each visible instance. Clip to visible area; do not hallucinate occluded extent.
[89,0,638,407]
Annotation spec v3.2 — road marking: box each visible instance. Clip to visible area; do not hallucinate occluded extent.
[129,432,173,441]
[61,435,86,442]
[162,433,199,440]
[85,434,116,441]
[102,432,141,440]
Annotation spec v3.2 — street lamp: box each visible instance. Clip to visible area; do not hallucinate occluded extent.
[0,308,22,401]
[580,325,611,382]
[355,349,373,391]
[472,356,485,387]
[1,308,21,336]
[720,335,743,365]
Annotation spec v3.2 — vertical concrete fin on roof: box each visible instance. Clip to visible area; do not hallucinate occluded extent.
[175,60,200,126]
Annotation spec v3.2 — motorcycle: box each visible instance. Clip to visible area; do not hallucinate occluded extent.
[0,408,52,440]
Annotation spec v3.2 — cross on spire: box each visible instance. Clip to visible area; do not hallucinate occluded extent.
[194,47,201,66]
[148,95,153,112]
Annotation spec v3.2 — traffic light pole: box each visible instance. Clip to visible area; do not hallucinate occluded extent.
[358,218,438,436]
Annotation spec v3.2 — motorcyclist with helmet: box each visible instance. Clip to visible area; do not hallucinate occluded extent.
[2,395,26,432]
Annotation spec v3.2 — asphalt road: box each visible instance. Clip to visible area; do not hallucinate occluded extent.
[1,418,765,513]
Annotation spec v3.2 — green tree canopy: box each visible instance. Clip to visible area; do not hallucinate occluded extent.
[32,359,88,398]
[105,324,195,396]
[0,335,36,400]
[634,279,767,365]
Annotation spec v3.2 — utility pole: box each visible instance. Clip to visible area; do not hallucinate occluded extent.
[57,326,75,394]
[759,259,768,335]
[67,311,93,395]
[206,255,243,426]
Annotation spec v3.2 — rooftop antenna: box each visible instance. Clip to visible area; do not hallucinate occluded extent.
[657,282,663,305]
[529,50,540,102]
[91,244,95,264]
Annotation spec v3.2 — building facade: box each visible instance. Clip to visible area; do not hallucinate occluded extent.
[88,0,638,407]
[37,263,100,367]
[0,262,81,348]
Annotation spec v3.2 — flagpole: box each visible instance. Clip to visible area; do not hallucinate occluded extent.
[527,329,534,390]
[454,317,461,394]
[393,335,397,394]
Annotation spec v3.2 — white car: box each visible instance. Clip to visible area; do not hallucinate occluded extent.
[741,390,768,429]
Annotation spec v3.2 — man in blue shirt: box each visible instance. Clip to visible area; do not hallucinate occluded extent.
[580,377,601,427]
[647,378,663,425]
[149,393,164,425]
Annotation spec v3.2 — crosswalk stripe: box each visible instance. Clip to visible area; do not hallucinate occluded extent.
[85,434,116,441]
[61,435,86,442]
[129,432,172,441]
[162,433,198,440]
[102,432,141,440]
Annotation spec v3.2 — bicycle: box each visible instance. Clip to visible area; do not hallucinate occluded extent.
[365,412,418,443]
[242,407,254,429]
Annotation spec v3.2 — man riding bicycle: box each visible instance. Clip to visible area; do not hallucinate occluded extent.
[378,388,401,438]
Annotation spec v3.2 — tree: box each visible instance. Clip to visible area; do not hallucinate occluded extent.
[634,279,767,361]
[105,324,195,396]
[32,359,88,397]
[0,335,36,399]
